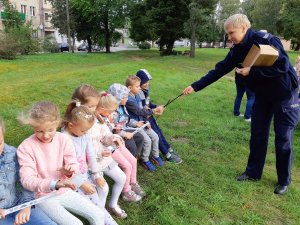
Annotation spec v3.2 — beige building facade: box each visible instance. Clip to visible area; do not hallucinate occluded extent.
[0,0,56,39]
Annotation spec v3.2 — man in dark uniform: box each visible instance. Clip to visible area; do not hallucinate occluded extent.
[183,14,299,195]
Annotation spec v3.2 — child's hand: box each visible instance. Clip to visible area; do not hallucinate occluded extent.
[80,182,96,195]
[55,179,76,190]
[14,207,31,225]
[0,209,5,220]
[153,106,164,115]
[124,132,133,140]
[95,177,106,189]
[113,137,124,147]
[136,121,145,127]
[102,150,112,157]
[57,165,75,177]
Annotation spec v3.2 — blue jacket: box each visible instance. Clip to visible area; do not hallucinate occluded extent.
[126,94,154,122]
[138,89,157,109]
[0,144,34,209]
[191,29,298,98]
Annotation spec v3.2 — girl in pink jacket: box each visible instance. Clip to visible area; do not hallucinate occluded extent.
[17,101,104,225]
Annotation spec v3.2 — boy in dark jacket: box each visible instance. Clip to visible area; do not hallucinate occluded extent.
[136,69,182,164]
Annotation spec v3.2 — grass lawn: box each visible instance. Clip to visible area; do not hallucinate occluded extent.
[0,48,300,225]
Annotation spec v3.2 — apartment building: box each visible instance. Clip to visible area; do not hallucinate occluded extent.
[0,0,56,39]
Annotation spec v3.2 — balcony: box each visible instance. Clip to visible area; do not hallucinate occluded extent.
[0,12,26,21]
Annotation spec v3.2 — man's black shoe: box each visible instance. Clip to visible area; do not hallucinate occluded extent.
[274,185,288,195]
[236,173,258,181]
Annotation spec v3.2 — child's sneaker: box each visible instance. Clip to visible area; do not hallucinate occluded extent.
[167,152,183,164]
[108,205,127,219]
[122,190,142,202]
[142,161,156,171]
[151,156,164,167]
[131,183,146,197]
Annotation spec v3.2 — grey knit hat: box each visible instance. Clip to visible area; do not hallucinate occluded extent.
[107,83,130,104]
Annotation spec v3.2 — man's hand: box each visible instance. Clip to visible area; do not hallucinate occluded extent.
[235,67,250,76]
[14,207,31,225]
[80,182,96,195]
[183,86,194,95]
[95,177,106,189]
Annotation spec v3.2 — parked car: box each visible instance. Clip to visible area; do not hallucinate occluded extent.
[174,40,185,47]
[78,43,88,51]
[92,45,103,51]
[57,43,69,52]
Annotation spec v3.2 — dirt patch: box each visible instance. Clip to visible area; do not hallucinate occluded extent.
[128,56,145,61]
[170,137,190,143]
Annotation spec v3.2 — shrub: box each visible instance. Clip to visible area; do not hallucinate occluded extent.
[138,42,151,49]
[8,24,40,55]
[42,36,59,53]
[0,32,18,59]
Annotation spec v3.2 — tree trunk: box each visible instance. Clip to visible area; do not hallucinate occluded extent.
[87,37,92,53]
[223,33,226,49]
[190,24,196,58]
[104,17,111,53]
[165,40,175,55]
[65,0,73,53]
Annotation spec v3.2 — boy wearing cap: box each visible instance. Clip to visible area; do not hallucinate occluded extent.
[136,69,182,164]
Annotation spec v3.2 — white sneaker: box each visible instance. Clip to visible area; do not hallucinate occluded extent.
[122,190,142,202]
[109,205,127,219]
[245,118,251,122]
[239,114,244,117]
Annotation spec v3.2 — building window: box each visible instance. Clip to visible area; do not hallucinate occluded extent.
[21,5,27,14]
[30,6,35,16]
[32,30,38,39]
[45,13,50,21]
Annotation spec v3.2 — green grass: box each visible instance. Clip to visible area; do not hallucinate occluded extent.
[1,49,300,225]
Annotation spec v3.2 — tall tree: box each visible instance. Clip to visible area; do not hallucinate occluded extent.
[2,0,24,30]
[130,0,191,55]
[72,0,129,53]
[49,0,77,52]
[215,0,241,47]
[184,0,217,57]
[241,0,283,34]
[277,0,300,50]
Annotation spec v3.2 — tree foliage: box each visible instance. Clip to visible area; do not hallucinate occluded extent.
[241,0,282,35]
[130,0,191,55]
[184,0,217,57]
[277,0,300,50]
[71,0,129,53]
[2,0,24,30]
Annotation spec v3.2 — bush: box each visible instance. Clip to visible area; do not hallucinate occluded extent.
[0,32,18,59]
[138,42,151,49]
[7,24,41,55]
[0,24,41,59]
[42,36,59,53]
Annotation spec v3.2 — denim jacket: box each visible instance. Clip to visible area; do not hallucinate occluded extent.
[0,144,34,209]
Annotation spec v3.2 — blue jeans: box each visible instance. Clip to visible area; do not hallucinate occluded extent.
[0,207,57,225]
[233,80,255,119]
